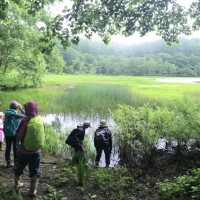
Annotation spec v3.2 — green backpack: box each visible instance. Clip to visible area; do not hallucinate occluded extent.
[23,116,45,151]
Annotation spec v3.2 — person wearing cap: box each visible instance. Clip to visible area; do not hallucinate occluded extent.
[65,121,90,163]
[3,100,25,168]
[0,112,5,151]
[94,119,112,168]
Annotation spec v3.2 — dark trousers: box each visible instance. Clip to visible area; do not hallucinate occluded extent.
[14,152,41,178]
[5,135,17,162]
[95,146,111,165]
[73,146,85,164]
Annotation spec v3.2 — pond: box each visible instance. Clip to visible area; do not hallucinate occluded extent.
[42,114,188,167]
[42,114,119,167]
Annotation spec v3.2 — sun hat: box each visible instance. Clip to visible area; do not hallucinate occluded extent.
[99,119,107,126]
[10,100,19,109]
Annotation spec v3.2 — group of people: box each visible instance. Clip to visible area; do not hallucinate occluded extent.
[0,100,44,197]
[65,119,112,168]
[0,99,113,197]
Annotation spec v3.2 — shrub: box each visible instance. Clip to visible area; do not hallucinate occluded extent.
[156,168,200,200]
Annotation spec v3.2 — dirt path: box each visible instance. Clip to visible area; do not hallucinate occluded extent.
[0,148,58,199]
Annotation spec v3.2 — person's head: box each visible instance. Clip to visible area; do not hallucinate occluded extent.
[10,100,19,109]
[24,101,38,117]
[99,119,107,127]
[83,121,90,129]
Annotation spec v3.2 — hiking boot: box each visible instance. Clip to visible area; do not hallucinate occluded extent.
[0,143,4,151]
[15,175,24,188]
[29,176,39,197]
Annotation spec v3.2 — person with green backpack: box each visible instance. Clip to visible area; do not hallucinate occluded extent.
[3,100,25,168]
[14,101,45,197]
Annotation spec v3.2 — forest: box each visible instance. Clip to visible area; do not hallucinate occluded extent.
[57,38,200,76]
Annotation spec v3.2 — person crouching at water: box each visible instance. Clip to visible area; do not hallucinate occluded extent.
[65,121,91,163]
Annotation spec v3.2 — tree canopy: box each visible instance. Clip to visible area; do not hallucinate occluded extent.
[0,1,65,89]
[1,0,200,46]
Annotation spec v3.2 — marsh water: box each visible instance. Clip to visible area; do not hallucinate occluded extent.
[42,114,119,167]
[42,114,183,167]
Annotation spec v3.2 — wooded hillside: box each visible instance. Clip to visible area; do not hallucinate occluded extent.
[58,38,200,77]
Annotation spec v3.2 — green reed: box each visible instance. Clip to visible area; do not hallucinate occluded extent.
[43,125,70,157]
[55,83,150,117]
[1,75,198,115]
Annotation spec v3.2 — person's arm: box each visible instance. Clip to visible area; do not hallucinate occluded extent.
[15,113,26,119]
[18,104,25,115]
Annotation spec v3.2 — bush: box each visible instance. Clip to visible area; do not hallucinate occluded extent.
[156,168,200,200]
[112,99,200,169]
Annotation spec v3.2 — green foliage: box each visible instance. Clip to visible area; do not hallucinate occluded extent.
[112,99,200,169]
[112,104,159,169]
[0,177,23,200]
[156,168,200,200]
[59,38,200,77]
[1,0,200,50]
[77,156,89,186]
[167,98,200,149]
[56,83,138,116]
[36,184,65,200]
[44,47,65,74]
[88,167,145,199]
[0,1,65,90]
[43,125,70,157]
[62,0,191,44]
[0,2,46,88]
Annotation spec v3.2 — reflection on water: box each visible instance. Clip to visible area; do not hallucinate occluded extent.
[42,114,188,167]
[42,114,119,167]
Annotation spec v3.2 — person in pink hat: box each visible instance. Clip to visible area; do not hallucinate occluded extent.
[0,112,5,151]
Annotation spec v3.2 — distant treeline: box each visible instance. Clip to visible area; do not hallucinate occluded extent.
[57,38,200,77]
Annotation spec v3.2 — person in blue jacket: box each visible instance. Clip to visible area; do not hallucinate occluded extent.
[3,100,25,168]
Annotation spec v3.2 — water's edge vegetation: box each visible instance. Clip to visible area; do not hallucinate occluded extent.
[0,75,200,199]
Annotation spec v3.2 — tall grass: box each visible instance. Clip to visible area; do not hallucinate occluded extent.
[56,83,142,117]
[1,75,200,114]
[0,87,66,113]
[43,125,71,157]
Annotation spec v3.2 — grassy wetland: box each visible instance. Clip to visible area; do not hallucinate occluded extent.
[1,75,200,200]
[1,74,200,114]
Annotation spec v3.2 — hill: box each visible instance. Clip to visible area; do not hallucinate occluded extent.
[57,38,200,77]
